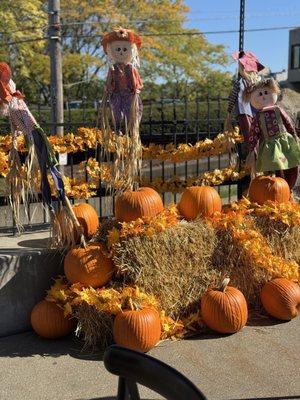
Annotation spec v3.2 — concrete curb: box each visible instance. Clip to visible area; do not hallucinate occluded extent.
[0,232,63,337]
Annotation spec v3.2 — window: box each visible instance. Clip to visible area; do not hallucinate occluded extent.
[291,45,300,69]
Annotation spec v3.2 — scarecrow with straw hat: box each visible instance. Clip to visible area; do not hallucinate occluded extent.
[0,62,84,246]
[224,51,265,194]
[101,27,143,194]
[225,51,266,156]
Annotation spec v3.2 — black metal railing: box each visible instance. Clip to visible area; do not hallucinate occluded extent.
[0,94,240,233]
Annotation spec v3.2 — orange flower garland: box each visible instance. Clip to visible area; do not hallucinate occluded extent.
[0,127,242,160]
[210,207,299,281]
[226,198,300,227]
[141,166,249,193]
[106,205,179,254]
[46,278,185,340]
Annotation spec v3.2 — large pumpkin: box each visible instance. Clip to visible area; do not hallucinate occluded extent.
[261,278,300,320]
[58,203,99,241]
[113,308,161,352]
[178,186,222,220]
[115,187,164,222]
[64,243,114,287]
[31,300,75,339]
[201,278,248,334]
[248,176,290,205]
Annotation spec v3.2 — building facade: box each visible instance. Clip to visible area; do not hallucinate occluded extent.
[288,28,300,90]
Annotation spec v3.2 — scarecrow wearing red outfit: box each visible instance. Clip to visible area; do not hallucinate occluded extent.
[101,27,143,193]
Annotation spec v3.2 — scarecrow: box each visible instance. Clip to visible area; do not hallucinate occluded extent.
[225,51,265,153]
[245,78,300,190]
[224,51,265,193]
[0,62,83,245]
[101,27,143,193]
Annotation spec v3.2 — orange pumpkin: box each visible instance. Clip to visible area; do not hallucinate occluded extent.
[261,278,300,320]
[64,243,114,288]
[201,278,248,333]
[113,308,161,352]
[72,203,99,238]
[58,203,99,241]
[115,187,164,222]
[31,300,75,339]
[248,176,290,205]
[178,186,222,220]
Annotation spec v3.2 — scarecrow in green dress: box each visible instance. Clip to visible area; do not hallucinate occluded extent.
[245,78,300,190]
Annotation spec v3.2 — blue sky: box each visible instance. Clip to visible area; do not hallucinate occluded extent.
[184,0,300,74]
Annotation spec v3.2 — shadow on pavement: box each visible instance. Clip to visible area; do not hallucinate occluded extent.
[77,398,157,400]
[229,396,300,400]
[185,331,228,341]
[77,398,158,400]
[0,331,105,361]
[17,238,51,249]
[247,310,286,327]
[75,398,115,400]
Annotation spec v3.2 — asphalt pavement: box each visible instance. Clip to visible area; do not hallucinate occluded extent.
[0,315,299,400]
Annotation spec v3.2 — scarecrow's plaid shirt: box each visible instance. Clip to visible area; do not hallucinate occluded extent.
[227,79,240,114]
[9,98,36,137]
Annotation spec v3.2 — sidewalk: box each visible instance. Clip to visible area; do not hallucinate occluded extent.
[0,315,299,400]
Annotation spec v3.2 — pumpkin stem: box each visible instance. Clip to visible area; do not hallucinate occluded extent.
[220,278,230,292]
[123,297,141,311]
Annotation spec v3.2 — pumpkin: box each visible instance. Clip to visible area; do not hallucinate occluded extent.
[248,176,290,205]
[113,308,161,352]
[64,243,114,288]
[261,278,300,320]
[178,186,222,220]
[115,187,164,222]
[201,278,248,334]
[31,300,75,339]
[58,203,99,241]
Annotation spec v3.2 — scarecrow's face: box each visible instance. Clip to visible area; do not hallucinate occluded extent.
[250,87,278,110]
[108,40,133,64]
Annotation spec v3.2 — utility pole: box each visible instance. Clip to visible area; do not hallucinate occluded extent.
[48,0,64,137]
[237,0,246,200]
[239,0,245,52]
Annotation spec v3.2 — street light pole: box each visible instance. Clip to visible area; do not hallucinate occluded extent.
[239,0,245,52]
[48,0,64,137]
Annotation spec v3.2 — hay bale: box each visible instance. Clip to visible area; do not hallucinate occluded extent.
[112,217,279,314]
[253,216,300,265]
[75,215,296,348]
[74,304,114,350]
[112,220,221,318]
[212,228,272,308]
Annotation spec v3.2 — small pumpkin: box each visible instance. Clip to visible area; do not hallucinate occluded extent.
[113,308,161,352]
[58,203,99,241]
[64,243,114,288]
[261,278,300,320]
[31,300,75,339]
[178,186,222,220]
[115,187,164,222]
[201,278,248,334]
[248,176,290,205]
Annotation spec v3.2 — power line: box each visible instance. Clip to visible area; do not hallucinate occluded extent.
[3,24,300,46]
[5,37,48,46]
[58,10,300,26]
[1,9,300,37]
[0,25,46,36]
[60,25,300,39]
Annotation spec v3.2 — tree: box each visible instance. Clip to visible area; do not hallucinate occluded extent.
[0,0,231,102]
[0,0,48,101]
